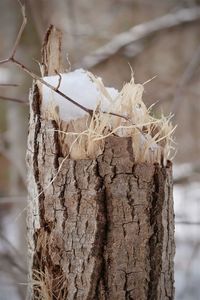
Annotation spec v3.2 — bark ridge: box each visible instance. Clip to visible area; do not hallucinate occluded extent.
[27,90,175,299]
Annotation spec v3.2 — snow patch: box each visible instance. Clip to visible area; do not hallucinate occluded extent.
[41,68,119,122]
[39,68,175,163]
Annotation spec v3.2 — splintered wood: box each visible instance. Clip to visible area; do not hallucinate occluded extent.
[26,26,175,300]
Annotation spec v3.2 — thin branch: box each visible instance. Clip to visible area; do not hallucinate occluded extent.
[0,58,10,65]
[55,70,62,90]
[102,110,128,120]
[78,7,200,69]
[11,57,93,115]
[0,2,128,121]
[0,3,92,116]
[0,83,19,87]
[10,1,27,59]
[0,95,27,104]
[0,196,26,204]
[12,57,129,119]
[176,221,200,225]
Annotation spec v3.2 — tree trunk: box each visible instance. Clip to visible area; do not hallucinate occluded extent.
[27,27,175,300]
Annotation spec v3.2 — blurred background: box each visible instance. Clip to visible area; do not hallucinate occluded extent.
[0,0,200,299]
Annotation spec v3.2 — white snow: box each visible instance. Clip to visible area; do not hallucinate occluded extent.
[41,68,119,122]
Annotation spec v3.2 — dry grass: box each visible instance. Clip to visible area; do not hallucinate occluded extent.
[32,268,68,300]
[43,72,176,164]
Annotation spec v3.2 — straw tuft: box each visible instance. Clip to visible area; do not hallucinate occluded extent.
[43,72,176,164]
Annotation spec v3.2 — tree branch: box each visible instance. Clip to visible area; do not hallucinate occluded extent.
[10,0,27,59]
[0,2,128,121]
[0,83,19,87]
[11,57,93,115]
[0,196,26,204]
[55,70,62,90]
[78,7,200,69]
[0,95,27,104]
[0,4,91,116]
[176,221,200,225]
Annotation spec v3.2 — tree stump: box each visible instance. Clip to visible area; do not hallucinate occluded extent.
[27,26,175,300]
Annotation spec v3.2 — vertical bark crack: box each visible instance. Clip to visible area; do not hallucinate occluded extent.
[148,163,165,300]
[28,127,175,299]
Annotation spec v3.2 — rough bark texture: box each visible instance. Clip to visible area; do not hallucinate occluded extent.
[26,27,175,300]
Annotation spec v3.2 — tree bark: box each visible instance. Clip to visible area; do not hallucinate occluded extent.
[27,26,175,300]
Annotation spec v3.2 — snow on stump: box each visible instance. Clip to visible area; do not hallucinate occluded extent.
[27,26,175,300]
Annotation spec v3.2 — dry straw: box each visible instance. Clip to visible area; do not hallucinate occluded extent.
[32,268,67,300]
[43,72,176,165]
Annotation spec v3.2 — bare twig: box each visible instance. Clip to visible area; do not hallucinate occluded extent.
[10,1,27,59]
[102,111,129,120]
[78,7,200,69]
[0,58,10,64]
[0,95,27,104]
[0,196,26,204]
[0,83,19,87]
[11,56,129,119]
[0,2,128,121]
[0,4,133,126]
[176,221,200,225]
[55,70,62,90]
[0,4,92,116]
[12,57,94,115]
